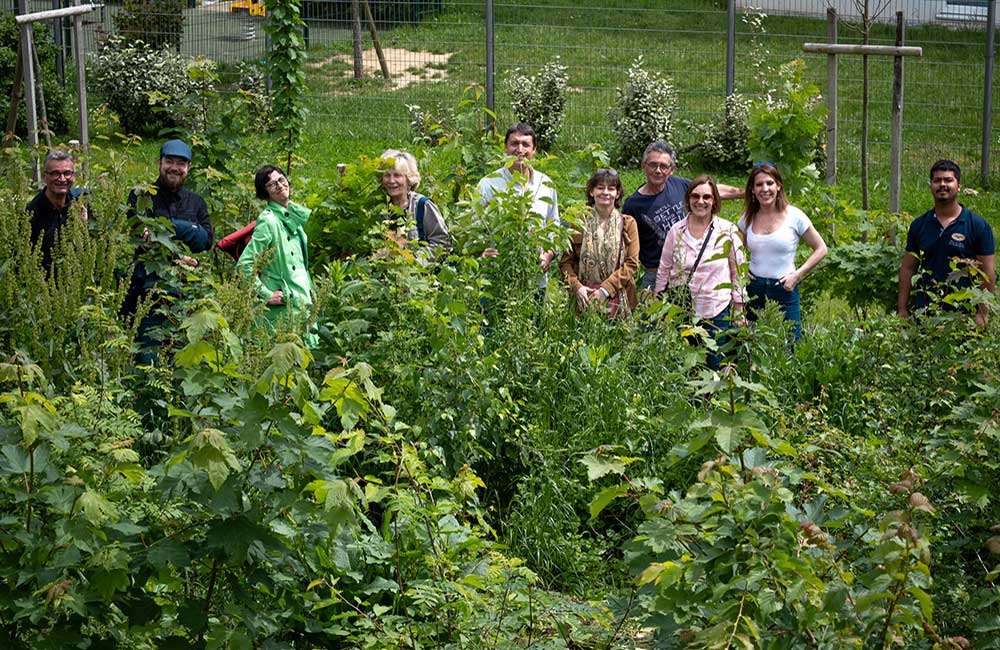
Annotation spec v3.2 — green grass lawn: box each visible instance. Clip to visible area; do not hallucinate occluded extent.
[284,0,1000,222]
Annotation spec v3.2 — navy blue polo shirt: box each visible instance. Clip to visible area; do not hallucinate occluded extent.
[905,205,995,307]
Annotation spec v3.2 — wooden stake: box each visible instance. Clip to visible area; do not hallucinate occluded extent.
[351,0,363,79]
[32,42,52,148]
[361,0,390,81]
[4,39,24,145]
[889,11,905,220]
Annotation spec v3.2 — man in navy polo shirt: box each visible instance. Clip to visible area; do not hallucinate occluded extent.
[898,159,995,327]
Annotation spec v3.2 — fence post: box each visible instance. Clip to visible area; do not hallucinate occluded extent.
[51,0,63,84]
[485,0,494,116]
[889,11,904,214]
[982,0,995,187]
[71,0,89,177]
[826,7,837,187]
[725,0,735,96]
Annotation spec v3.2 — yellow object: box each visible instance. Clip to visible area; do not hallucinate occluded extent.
[229,0,266,17]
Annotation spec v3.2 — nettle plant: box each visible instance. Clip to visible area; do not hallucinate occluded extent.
[609,55,678,166]
[504,57,569,152]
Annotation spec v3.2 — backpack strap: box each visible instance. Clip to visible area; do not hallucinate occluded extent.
[415,196,428,242]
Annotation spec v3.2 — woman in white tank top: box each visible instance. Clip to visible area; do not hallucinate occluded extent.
[737,163,827,341]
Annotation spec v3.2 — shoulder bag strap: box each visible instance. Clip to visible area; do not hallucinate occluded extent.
[416,196,428,241]
[685,222,714,287]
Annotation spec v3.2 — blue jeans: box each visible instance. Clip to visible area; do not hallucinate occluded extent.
[703,306,732,370]
[747,275,801,342]
[639,268,658,293]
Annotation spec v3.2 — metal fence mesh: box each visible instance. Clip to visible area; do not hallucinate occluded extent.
[8,0,1000,184]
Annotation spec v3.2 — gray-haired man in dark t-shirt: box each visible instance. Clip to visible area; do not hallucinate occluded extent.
[621,142,743,292]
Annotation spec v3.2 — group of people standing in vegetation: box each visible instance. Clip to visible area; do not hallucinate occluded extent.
[23,122,995,367]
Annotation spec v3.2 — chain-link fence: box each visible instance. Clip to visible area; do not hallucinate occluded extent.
[8,0,1000,183]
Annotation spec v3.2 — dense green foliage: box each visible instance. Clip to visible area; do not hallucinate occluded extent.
[0,15,72,136]
[504,57,569,152]
[88,38,216,135]
[2,57,1000,648]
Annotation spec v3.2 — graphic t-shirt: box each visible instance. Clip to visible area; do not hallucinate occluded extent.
[621,175,690,269]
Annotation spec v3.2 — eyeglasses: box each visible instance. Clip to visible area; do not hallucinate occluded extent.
[754,161,776,168]
[643,161,673,171]
[44,169,75,178]
[596,168,618,176]
[266,176,289,190]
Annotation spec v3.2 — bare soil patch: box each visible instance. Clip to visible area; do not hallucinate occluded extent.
[308,48,453,90]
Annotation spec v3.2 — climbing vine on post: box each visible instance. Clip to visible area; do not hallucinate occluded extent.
[265,0,307,172]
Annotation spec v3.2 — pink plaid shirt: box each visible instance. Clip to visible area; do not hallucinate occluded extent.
[654,216,747,319]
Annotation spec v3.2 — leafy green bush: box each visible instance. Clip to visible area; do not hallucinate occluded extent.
[608,56,678,166]
[504,57,569,151]
[748,59,826,191]
[686,93,751,173]
[0,15,72,135]
[88,37,214,134]
[114,0,185,50]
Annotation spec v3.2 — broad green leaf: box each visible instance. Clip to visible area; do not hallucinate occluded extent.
[589,484,629,520]
[76,489,118,524]
[580,454,626,481]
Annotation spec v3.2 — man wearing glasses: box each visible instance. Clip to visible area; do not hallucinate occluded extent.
[623,141,743,292]
[27,150,90,271]
[122,139,213,361]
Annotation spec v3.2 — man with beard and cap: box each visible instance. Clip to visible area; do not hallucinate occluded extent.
[898,159,995,327]
[26,150,92,273]
[122,139,213,362]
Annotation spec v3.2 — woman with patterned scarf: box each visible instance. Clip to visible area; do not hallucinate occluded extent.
[559,168,639,317]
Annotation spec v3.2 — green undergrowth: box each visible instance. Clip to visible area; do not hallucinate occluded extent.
[2,80,1000,646]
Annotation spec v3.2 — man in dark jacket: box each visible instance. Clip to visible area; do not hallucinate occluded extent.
[122,139,213,362]
[26,150,90,272]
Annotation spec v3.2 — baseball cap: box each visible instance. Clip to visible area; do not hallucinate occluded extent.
[159,139,193,161]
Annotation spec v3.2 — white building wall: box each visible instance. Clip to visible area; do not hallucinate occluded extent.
[735,1,995,27]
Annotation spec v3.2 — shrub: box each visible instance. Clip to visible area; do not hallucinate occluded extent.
[88,37,214,134]
[504,57,569,151]
[608,56,677,166]
[114,0,186,50]
[748,59,826,192]
[687,93,751,172]
[0,15,72,135]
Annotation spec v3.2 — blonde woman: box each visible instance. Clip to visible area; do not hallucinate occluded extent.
[380,149,451,262]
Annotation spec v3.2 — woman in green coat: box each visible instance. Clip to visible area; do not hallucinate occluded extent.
[236,165,316,345]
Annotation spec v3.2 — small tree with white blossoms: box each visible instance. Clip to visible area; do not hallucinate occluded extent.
[504,57,568,151]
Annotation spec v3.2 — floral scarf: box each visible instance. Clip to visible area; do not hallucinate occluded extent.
[578,208,623,285]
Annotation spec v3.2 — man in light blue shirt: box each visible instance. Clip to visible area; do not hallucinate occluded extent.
[476,123,559,288]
